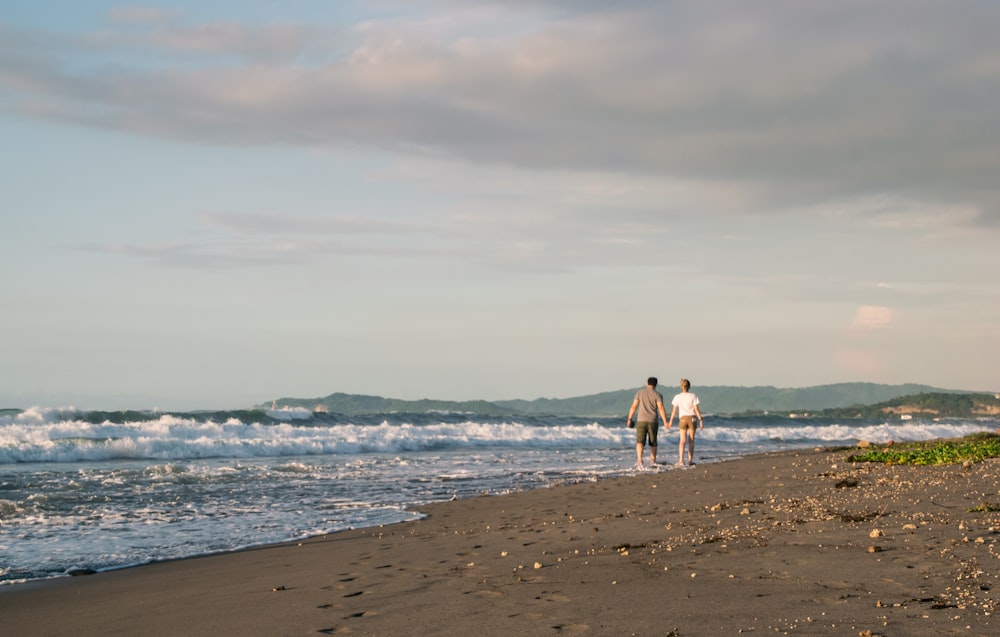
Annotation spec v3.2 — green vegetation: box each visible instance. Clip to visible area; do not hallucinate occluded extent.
[968,503,1000,513]
[848,432,1000,466]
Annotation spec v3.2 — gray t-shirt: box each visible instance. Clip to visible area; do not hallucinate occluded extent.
[633,387,663,422]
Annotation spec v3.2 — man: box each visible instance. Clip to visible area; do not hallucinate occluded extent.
[626,377,669,469]
[668,378,705,466]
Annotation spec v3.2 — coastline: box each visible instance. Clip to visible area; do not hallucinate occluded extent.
[2,448,998,636]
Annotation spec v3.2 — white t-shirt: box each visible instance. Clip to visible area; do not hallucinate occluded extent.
[671,392,700,417]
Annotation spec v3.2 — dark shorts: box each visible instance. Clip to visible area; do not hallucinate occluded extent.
[635,421,658,446]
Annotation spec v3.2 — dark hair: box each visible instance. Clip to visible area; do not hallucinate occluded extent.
[647,377,658,387]
[680,378,691,391]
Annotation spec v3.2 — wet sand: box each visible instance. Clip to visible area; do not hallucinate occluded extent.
[2,447,999,636]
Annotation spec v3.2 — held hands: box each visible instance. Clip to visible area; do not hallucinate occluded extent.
[627,418,635,429]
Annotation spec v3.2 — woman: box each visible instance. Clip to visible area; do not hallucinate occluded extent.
[668,378,704,466]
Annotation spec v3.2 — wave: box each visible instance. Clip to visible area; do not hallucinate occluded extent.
[701,421,994,444]
[0,409,619,463]
[1,407,996,464]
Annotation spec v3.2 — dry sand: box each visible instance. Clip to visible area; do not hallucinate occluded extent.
[2,447,999,636]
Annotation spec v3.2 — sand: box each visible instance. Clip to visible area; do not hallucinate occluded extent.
[2,447,999,636]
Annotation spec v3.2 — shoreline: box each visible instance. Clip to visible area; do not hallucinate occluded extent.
[3,448,999,636]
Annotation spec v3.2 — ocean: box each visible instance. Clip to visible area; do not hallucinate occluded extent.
[1,406,996,585]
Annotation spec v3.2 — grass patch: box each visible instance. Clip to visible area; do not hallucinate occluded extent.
[847,432,1000,466]
[968,502,1000,513]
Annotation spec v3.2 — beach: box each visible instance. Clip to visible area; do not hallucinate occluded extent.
[2,447,999,636]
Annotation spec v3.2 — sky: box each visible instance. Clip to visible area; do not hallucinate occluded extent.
[2,1,999,410]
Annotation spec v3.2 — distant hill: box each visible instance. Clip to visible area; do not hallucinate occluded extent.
[498,383,958,416]
[497,383,964,416]
[259,383,971,416]
[817,392,1000,419]
[261,392,513,416]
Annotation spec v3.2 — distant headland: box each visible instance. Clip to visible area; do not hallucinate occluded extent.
[259,382,1000,418]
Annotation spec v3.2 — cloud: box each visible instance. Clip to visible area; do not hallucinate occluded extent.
[72,211,443,268]
[2,1,999,223]
[197,211,434,236]
[79,234,449,269]
[851,305,893,330]
[79,240,312,269]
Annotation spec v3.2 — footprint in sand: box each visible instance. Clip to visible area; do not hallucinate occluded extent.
[345,609,379,620]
